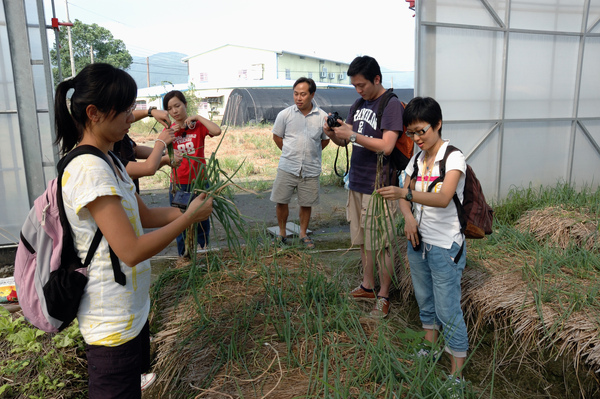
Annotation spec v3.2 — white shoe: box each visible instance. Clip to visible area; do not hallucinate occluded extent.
[141,373,156,391]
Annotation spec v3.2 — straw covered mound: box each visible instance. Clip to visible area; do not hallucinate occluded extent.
[461,206,599,373]
[148,251,391,399]
[393,205,600,381]
[460,255,600,371]
[515,206,599,251]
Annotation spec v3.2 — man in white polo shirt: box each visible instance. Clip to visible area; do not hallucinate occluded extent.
[271,77,330,249]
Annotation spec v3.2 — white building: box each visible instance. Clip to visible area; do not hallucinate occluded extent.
[134,45,415,123]
[135,45,357,122]
[183,44,351,86]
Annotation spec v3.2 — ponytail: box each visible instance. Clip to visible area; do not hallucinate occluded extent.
[53,63,137,157]
[54,78,80,156]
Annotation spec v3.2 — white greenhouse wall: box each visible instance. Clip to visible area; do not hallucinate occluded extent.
[415,0,600,200]
[1,0,56,246]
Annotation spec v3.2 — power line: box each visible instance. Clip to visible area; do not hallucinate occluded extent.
[66,1,184,60]
[67,0,135,28]
[129,60,186,70]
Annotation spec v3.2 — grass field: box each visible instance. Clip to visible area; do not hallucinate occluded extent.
[128,123,348,192]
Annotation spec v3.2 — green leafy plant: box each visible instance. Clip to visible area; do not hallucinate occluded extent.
[0,307,87,398]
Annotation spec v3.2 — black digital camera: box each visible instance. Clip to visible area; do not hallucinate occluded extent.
[171,190,198,210]
[326,112,342,128]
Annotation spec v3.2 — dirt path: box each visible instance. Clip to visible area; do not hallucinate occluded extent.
[141,184,350,257]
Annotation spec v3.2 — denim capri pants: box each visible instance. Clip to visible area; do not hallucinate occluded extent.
[407,240,469,357]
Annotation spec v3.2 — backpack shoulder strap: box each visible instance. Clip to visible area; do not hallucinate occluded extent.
[57,145,117,175]
[425,145,467,235]
[376,89,398,131]
[425,145,459,191]
[56,145,126,286]
[56,145,118,231]
[410,151,422,181]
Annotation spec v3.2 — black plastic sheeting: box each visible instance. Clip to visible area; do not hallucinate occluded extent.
[222,87,414,126]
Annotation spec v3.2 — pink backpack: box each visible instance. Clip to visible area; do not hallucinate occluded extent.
[14,145,125,332]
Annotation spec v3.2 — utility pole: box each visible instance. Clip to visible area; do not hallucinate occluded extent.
[64,0,76,77]
[50,0,62,82]
[90,44,94,63]
[146,57,150,87]
[49,0,73,82]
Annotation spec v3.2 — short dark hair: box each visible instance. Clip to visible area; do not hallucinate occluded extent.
[163,90,187,110]
[293,77,316,94]
[403,97,443,137]
[347,56,382,84]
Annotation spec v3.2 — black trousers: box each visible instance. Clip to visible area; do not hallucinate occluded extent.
[86,320,150,399]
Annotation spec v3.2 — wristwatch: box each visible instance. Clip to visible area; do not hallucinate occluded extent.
[349,133,357,143]
[147,106,157,117]
[405,187,413,201]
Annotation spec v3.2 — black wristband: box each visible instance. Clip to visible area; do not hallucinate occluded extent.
[148,106,156,117]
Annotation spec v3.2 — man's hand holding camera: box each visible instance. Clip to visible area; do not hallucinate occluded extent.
[323,113,355,146]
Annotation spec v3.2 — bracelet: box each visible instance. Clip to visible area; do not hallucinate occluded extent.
[148,106,157,117]
[156,139,167,149]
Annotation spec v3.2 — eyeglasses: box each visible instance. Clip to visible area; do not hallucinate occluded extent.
[405,124,431,138]
[126,103,137,115]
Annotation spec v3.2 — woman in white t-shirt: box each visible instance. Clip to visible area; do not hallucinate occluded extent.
[54,63,213,398]
[377,97,468,385]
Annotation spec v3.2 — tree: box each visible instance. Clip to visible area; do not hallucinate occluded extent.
[50,19,132,84]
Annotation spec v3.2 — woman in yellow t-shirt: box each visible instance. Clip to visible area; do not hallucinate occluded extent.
[54,63,213,398]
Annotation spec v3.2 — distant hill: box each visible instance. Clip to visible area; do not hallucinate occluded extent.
[127,52,188,89]
[380,67,414,89]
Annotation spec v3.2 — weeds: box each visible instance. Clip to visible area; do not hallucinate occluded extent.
[477,182,600,317]
[493,181,600,225]
[137,125,352,191]
[148,243,479,398]
[0,307,86,398]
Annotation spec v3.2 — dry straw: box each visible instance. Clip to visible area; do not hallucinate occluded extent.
[515,206,598,251]
[149,250,405,398]
[393,205,600,379]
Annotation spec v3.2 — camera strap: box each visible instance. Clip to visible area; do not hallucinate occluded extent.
[333,143,349,178]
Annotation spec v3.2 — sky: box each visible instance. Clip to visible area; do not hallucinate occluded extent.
[43,0,416,72]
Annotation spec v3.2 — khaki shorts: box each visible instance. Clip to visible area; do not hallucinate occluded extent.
[347,190,398,251]
[270,169,320,207]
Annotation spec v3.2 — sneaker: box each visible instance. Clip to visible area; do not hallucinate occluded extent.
[446,375,467,399]
[349,285,376,301]
[369,296,390,318]
[141,373,156,391]
[410,345,441,361]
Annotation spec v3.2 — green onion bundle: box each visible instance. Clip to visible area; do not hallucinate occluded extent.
[367,153,395,249]
[176,128,248,262]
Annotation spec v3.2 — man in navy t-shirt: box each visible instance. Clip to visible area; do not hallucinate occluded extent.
[323,56,404,319]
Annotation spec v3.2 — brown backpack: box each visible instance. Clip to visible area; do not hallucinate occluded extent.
[411,145,494,239]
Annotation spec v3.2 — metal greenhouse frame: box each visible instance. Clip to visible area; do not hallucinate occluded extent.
[414,0,600,200]
[1,0,56,247]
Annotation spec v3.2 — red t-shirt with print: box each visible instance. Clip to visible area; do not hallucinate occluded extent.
[169,121,209,185]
